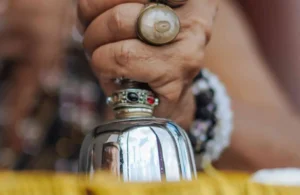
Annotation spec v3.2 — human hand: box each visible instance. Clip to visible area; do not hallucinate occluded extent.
[78,0,219,119]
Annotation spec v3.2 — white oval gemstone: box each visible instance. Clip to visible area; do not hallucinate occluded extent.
[138,4,180,45]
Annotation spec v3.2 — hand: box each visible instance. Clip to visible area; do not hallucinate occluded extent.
[78,0,219,119]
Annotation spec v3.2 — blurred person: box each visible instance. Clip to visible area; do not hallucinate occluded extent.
[238,0,300,112]
[0,0,300,172]
[211,0,300,170]
[0,0,74,154]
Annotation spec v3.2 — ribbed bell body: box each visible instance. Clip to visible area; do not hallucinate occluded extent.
[78,117,197,182]
[78,77,196,182]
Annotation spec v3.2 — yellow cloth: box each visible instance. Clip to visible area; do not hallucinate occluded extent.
[0,168,299,195]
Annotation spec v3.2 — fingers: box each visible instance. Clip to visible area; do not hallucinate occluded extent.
[84,3,143,53]
[82,2,212,54]
[91,38,200,109]
[78,0,147,26]
[91,38,201,87]
[91,39,169,83]
[79,0,217,121]
[176,0,218,45]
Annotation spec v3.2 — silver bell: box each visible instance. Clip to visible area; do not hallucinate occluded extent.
[78,80,197,182]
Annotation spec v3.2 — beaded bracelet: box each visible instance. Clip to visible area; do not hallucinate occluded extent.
[188,68,233,165]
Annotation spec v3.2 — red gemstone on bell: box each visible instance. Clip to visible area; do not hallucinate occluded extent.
[147,97,155,104]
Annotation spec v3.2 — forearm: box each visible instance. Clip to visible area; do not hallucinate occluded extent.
[204,0,292,112]
[215,99,300,171]
[239,0,300,112]
[204,0,299,171]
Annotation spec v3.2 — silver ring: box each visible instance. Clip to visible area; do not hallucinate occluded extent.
[136,3,180,46]
[107,88,159,108]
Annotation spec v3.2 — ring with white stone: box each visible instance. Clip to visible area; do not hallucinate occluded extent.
[188,68,233,168]
[136,3,180,45]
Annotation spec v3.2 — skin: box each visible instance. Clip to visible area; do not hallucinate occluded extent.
[205,0,300,171]
[238,0,300,112]
[78,0,219,123]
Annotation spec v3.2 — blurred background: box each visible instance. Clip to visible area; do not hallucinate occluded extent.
[0,0,106,171]
[0,0,299,172]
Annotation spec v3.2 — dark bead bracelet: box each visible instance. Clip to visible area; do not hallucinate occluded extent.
[188,68,233,164]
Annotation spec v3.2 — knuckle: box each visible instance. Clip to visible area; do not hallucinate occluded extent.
[91,49,102,69]
[115,41,137,67]
[182,17,212,46]
[114,40,152,68]
[198,20,212,46]
[111,6,125,35]
[203,27,212,45]
[188,52,204,71]
[116,42,131,66]
[202,22,212,40]
[179,47,203,73]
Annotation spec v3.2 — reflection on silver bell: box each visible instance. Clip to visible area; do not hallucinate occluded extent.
[137,3,180,45]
